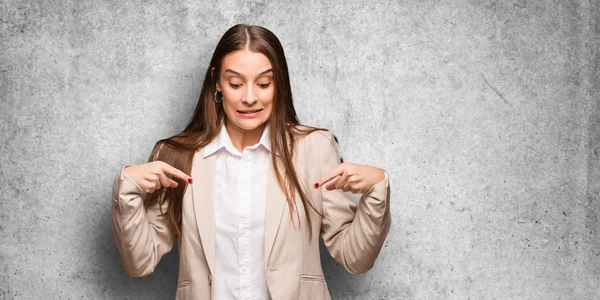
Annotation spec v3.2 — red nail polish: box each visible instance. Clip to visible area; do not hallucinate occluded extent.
[188,178,193,184]
[314,183,319,188]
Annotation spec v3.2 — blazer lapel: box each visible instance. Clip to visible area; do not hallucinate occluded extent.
[191,149,216,276]
[264,157,287,266]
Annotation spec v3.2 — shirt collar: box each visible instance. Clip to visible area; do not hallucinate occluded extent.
[203,122,272,158]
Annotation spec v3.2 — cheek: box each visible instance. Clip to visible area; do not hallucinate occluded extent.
[221,97,238,117]
[221,88,237,102]
[262,89,274,105]
[262,95,274,115]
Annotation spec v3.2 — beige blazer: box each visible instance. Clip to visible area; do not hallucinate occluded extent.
[111,130,391,300]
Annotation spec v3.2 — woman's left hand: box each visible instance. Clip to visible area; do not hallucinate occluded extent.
[315,162,386,194]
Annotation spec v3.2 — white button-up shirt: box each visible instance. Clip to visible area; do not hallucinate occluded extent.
[203,124,272,300]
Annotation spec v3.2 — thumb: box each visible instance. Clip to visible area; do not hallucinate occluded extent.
[169,179,178,188]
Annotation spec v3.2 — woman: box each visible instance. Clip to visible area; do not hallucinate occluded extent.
[111,24,391,300]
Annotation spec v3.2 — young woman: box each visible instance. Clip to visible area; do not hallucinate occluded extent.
[111,24,391,300]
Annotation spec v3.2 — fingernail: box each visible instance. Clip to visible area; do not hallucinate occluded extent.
[188,178,194,184]
[314,182,319,189]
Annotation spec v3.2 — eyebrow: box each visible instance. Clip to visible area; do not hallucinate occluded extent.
[224,68,273,77]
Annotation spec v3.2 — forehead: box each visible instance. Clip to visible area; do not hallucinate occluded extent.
[221,50,272,77]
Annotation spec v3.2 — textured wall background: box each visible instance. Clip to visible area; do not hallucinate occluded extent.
[1,0,599,299]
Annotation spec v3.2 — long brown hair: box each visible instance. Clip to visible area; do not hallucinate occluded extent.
[144,24,325,237]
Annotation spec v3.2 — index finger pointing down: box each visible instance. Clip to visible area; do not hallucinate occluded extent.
[315,164,343,188]
[162,164,193,184]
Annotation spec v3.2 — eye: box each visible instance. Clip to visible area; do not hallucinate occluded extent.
[258,82,271,89]
[229,83,242,89]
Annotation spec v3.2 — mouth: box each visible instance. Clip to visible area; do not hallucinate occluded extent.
[235,108,263,118]
[237,109,263,114]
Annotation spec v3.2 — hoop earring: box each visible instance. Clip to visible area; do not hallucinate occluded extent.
[214,90,223,104]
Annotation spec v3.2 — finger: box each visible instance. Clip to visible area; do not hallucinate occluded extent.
[344,176,367,194]
[340,176,354,192]
[351,184,366,194]
[144,173,160,190]
[334,171,351,191]
[325,178,338,191]
[160,163,193,184]
[149,169,178,188]
[156,172,178,188]
[342,182,351,192]
[141,180,156,193]
[315,164,344,188]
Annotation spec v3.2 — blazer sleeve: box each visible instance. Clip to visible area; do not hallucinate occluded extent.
[111,163,175,277]
[318,131,391,274]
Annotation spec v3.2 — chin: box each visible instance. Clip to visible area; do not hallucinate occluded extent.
[232,119,268,131]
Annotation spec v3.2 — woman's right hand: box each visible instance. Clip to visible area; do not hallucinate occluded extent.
[123,161,193,193]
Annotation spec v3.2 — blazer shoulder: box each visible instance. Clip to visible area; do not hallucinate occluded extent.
[294,125,338,147]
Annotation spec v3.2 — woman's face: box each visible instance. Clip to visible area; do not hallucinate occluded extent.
[216,49,274,134]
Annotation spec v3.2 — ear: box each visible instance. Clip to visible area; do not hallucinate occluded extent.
[211,67,222,92]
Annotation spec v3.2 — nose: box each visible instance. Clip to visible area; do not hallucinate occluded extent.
[241,84,257,105]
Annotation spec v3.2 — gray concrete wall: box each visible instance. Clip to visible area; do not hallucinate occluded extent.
[1,0,598,299]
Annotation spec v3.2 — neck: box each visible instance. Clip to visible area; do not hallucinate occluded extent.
[225,122,266,152]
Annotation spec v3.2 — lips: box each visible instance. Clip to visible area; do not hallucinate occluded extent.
[235,108,263,118]
[237,109,263,114]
